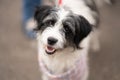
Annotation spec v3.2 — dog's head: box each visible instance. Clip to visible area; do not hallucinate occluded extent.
[34,6,92,55]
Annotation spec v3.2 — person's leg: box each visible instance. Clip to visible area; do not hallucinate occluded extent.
[22,0,41,39]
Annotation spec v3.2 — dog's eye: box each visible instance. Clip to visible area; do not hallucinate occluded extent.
[63,24,71,33]
[42,20,55,26]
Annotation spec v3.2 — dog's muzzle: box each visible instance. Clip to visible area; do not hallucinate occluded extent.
[45,37,58,55]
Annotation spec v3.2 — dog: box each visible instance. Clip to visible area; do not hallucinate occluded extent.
[33,0,111,80]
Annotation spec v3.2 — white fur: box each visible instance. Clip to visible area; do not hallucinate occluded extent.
[40,27,65,49]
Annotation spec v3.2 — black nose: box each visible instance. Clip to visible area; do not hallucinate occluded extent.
[47,37,58,45]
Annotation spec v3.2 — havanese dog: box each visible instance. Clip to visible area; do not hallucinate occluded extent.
[33,0,113,80]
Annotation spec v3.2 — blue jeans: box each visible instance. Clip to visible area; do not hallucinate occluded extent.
[22,0,41,39]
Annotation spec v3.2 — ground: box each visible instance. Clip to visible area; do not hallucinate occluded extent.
[0,0,120,80]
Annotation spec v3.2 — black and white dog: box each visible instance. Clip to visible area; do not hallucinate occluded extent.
[33,0,102,80]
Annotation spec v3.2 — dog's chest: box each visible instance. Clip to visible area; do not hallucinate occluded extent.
[49,62,87,80]
[40,52,88,80]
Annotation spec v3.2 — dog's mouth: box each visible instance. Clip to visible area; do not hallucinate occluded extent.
[45,46,56,55]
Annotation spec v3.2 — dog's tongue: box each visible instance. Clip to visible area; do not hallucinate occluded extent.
[46,46,56,54]
[47,46,54,51]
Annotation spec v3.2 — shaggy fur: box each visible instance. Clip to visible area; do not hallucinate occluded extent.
[33,0,103,80]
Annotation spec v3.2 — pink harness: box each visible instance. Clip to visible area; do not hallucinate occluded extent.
[39,56,87,80]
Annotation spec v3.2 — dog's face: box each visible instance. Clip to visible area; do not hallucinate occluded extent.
[34,6,92,55]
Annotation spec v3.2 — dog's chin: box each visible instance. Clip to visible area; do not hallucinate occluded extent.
[45,46,56,55]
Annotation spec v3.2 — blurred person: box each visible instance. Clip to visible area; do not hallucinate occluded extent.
[22,0,41,39]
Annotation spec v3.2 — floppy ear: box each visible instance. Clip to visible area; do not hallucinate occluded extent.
[34,6,53,30]
[34,6,53,21]
[74,16,92,48]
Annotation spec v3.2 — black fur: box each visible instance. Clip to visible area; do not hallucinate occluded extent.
[63,14,92,48]
[62,15,76,47]
[74,16,92,48]
[34,6,56,31]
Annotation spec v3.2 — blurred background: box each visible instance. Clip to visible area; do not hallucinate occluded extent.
[0,0,120,80]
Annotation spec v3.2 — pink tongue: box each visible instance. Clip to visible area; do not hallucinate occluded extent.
[47,46,54,51]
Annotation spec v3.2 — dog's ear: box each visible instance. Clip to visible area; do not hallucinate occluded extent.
[74,16,92,48]
[34,5,53,22]
[34,6,53,30]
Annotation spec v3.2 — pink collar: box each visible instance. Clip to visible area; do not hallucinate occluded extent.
[39,56,87,80]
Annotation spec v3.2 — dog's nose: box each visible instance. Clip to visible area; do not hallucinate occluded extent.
[47,37,58,45]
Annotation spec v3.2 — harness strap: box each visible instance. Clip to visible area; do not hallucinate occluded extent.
[39,55,87,80]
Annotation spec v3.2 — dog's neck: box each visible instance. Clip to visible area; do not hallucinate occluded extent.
[39,49,88,80]
[38,46,88,74]
[38,46,89,80]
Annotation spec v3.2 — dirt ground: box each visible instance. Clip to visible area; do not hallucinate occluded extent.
[0,0,120,80]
